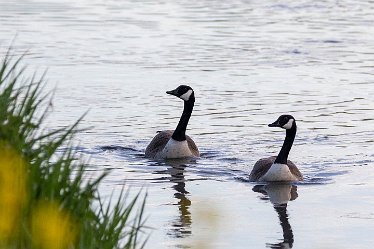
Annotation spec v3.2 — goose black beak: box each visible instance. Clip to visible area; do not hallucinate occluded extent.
[166,89,178,96]
[268,121,281,127]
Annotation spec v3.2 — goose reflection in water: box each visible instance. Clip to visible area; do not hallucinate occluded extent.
[252,183,298,249]
[164,159,194,239]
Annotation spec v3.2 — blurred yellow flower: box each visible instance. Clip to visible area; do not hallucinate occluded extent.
[32,201,78,249]
[0,142,27,241]
[0,142,78,248]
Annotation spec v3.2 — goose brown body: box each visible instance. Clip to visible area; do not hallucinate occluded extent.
[145,130,199,159]
[249,156,303,181]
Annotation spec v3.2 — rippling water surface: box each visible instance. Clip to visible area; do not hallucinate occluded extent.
[1,0,374,248]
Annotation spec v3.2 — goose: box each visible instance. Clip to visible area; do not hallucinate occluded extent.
[145,85,199,159]
[249,114,303,182]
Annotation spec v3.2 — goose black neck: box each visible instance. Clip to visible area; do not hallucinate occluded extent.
[274,124,296,164]
[172,96,195,141]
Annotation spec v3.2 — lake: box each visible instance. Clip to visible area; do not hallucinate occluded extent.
[1,0,374,248]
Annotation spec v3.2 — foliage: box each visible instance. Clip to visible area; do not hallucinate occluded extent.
[0,51,147,249]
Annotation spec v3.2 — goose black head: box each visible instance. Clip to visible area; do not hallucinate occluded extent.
[166,85,194,102]
[268,114,296,130]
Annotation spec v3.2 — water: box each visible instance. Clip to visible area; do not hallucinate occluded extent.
[1,0,374,248]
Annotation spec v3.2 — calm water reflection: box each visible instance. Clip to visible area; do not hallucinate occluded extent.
[253,184,298,248]
[165,160,193,239]
[1,0,374,248]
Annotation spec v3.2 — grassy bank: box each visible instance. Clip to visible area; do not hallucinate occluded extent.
[0,51,147,249]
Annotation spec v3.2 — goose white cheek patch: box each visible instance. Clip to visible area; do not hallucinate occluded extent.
[282,119,294,129]
[180,89,193,101]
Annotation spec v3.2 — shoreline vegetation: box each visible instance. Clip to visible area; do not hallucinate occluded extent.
[0,51,147,249]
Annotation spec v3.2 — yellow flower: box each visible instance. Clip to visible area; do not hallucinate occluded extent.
[0,143,27,241]
[32,201,78,249]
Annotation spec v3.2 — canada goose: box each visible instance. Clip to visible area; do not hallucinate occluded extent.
[249,115,303,182]
[145,85,199,159]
